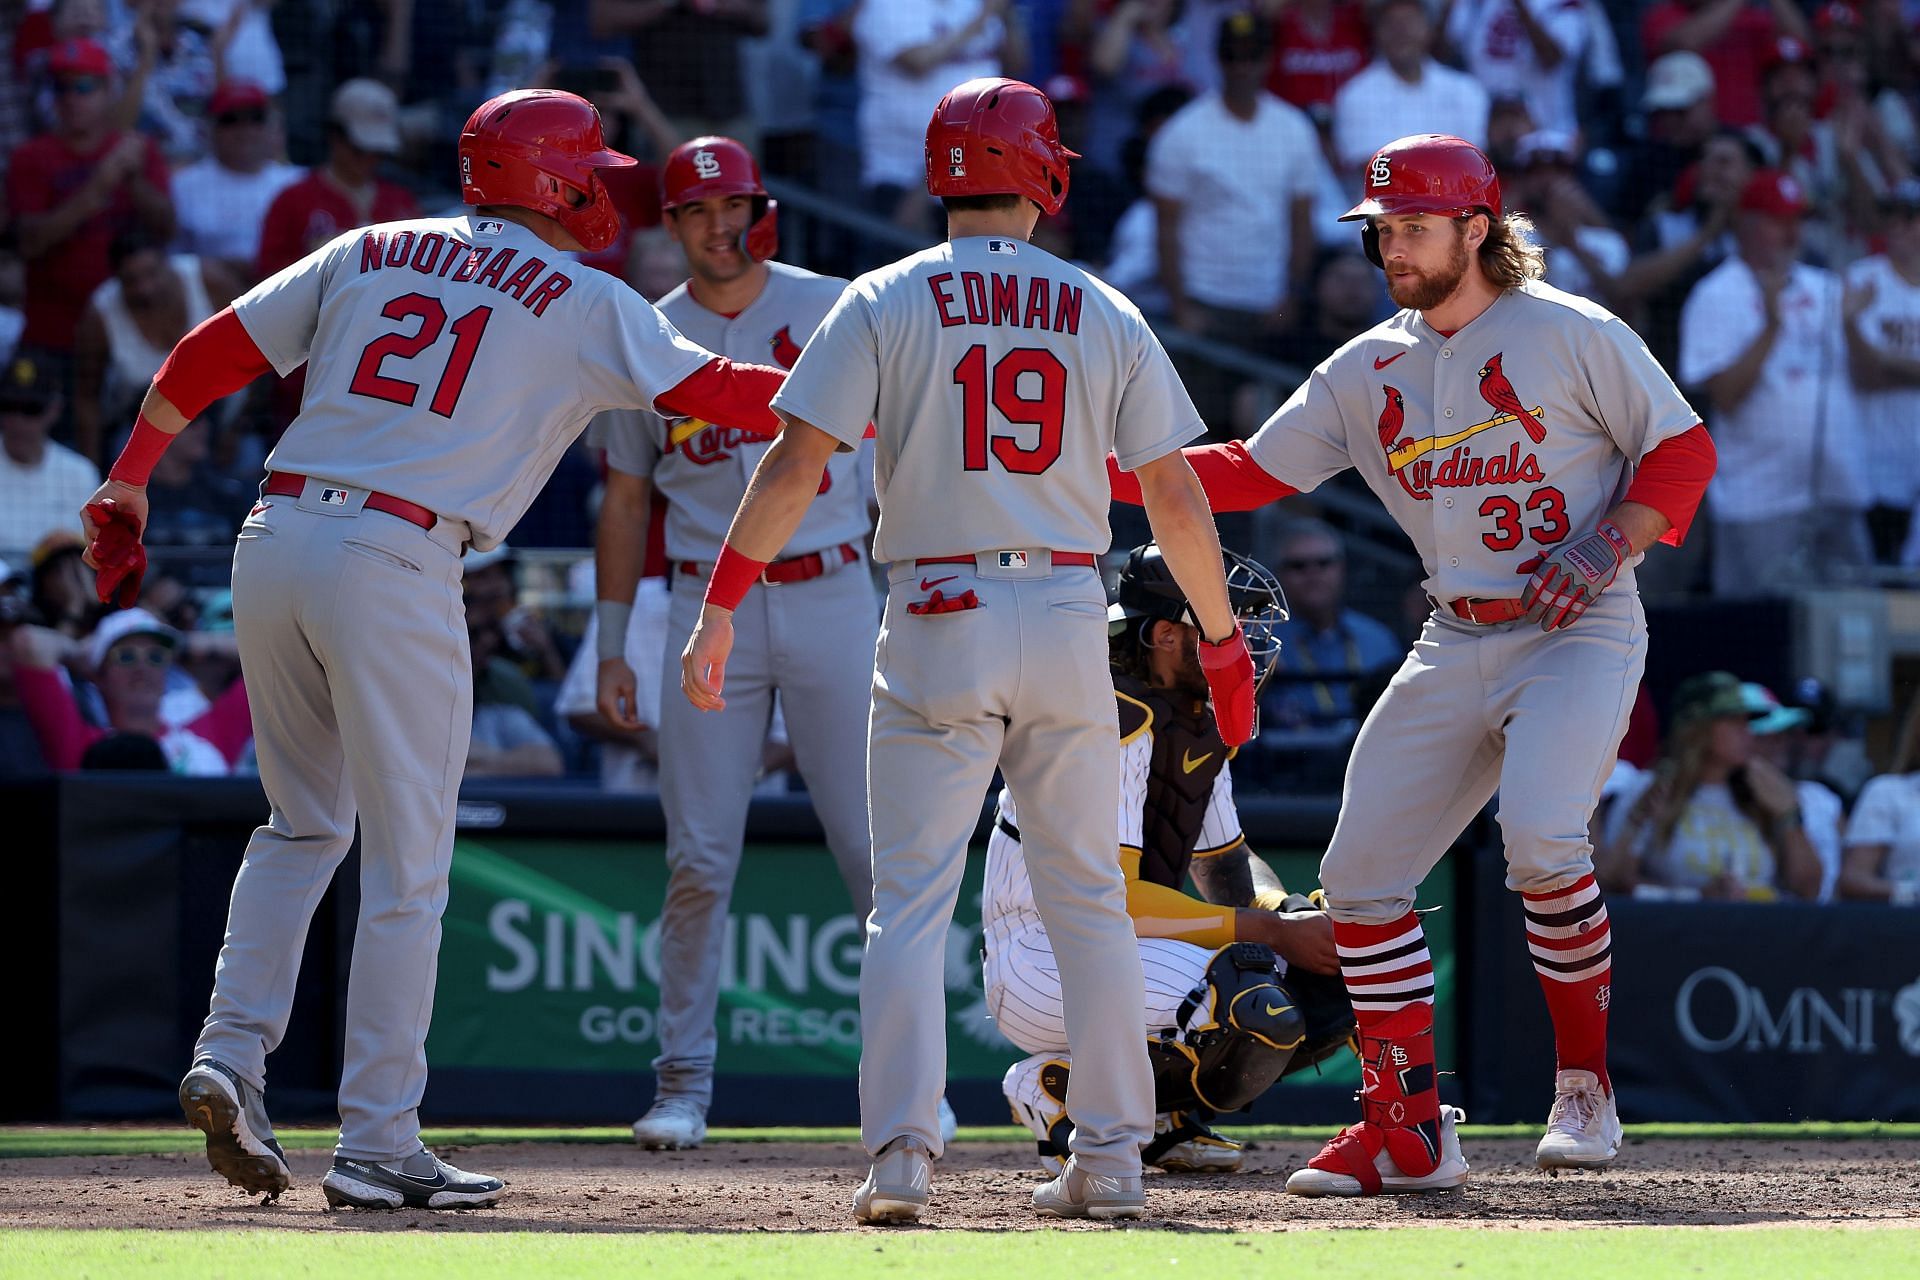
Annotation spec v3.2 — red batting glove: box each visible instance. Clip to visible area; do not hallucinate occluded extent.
[1199,629,1257,747]
[84,500,148,608]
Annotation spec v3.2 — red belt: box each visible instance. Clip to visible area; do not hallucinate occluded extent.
[1447,596,1528,625]
[679,542,859,586]
[264,472,437,530]
[916,552,1098,569]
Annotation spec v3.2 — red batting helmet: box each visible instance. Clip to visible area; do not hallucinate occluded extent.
[926,77,1079,216]
[661,136,779,261]
[459,89,635,253]
[1341,134,1502,267]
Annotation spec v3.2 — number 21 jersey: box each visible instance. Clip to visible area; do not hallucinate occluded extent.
[232,213,713,552]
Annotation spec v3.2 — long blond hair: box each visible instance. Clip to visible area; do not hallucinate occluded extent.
[1477,211,1547,289]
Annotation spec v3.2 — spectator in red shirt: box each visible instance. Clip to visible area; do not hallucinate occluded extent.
[1642,0,1811,128]
[253,79,420,278]
[1267,0,1371,121]
[5,39,173,357]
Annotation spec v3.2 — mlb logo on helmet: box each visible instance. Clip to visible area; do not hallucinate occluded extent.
[692,148,722,180]
[949,144,966,178]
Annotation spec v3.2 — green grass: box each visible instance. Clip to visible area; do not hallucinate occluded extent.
[2,1228,1917,1279]
[4,1121,1916,1160]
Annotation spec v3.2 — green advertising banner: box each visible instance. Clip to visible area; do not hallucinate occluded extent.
[429,838,1455,1086]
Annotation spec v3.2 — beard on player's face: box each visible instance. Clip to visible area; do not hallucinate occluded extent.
[1385,226,1471,311]
[1148,620,1210,696]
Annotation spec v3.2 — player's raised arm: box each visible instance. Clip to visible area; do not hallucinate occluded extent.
[1107,441,1299,511]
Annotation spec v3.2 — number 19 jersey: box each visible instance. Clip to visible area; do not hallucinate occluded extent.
[770,235,1204,563]
[232,213,713,552]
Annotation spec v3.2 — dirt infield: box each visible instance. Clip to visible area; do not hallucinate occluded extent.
[2,1137,1915,1232]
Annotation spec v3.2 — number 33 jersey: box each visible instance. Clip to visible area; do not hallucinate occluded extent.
[1246,279,1699,602]
[771,235,1204,564]
[232,213,714,552]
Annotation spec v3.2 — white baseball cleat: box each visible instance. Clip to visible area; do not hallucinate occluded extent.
[853,1136,933,1224]
[631,1096,707,1150]
[1535,1070,1622,1170]
[1032,1157,1145,1220]
[1285,1106,1470,1197]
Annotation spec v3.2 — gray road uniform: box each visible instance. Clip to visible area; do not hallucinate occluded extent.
[771,235,1203,1176]
[200,213,721,1163]
[1244,280,1697,922]
[601,261,876,1109]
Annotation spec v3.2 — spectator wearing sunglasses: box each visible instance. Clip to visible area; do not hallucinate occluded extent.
[4,39,173,366]
[168,81,303,284]
[8,606,251,774]
[1260,518,1403,731]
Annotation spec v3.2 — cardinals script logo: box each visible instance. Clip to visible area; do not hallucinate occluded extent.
[1377,351,1549,498]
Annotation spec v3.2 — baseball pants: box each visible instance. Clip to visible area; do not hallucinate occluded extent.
[650,559,879,1107]
[1318,591,1646,923]
[859,554,1152,1176]
[195,483,472,1162]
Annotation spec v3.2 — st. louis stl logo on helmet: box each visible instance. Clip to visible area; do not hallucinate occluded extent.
[692,148,722,180]
[1370,154,1394,188]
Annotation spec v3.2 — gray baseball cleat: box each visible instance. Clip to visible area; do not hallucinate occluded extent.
[853,1135,932,1224]
[1032,1157,1146,1220]
[321,1150,506,1210]
[631,1096,708,1150]
[178,1058,292,1199]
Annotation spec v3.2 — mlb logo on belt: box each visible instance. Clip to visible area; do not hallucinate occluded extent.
[998,551,1029,569]
[319,487,351,506]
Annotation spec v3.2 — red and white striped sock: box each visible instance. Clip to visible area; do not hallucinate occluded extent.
[1332,913,1435,1029]
[1523,873,1613,1093]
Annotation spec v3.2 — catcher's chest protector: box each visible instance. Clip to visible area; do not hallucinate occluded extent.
[1115,670,1230,888]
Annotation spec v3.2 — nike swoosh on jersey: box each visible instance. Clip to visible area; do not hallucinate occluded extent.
[1182,750,1214,773]
[919,575,958,591]
[1374,351,1406,370]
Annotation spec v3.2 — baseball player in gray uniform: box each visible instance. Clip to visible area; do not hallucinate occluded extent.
[82,90,795,1209]
[681,78,1255,1224]
[593,137,880,1151]
[1111,134,1718,1197]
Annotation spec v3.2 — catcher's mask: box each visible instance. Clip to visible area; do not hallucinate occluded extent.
[1109,543,1288,697]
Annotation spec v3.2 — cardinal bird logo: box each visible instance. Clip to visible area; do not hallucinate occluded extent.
[770,325,803,369]
[1377,385,1427,500]
[1476,353,1547,444]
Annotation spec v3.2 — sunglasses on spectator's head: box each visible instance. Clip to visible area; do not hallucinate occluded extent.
[107,643,171,667]
[56,76,103,95]
[217,108,268,125]
[1282,556,1340,572]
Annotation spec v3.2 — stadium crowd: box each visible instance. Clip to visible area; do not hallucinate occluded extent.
[1,0,1918,906]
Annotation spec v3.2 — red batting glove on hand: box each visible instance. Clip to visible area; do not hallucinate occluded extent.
[1199,629,1257,747]
[84,500,148,608]
[1517,520,1631,632]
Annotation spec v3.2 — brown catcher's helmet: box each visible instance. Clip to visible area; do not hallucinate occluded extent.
[1341,133,1502,268]
[459,89,635,253]
[661,136,779,261]
[926,77,1079,216]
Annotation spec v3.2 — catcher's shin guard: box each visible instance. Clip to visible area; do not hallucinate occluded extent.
[1003,1055,1074,1174]
[1149,942,1305,1114]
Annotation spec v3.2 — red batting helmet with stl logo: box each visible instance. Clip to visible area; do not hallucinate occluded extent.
[926,77,1079,216]
[1341,134,1502,267]
[661,136,779,261]
[459,89,635,253]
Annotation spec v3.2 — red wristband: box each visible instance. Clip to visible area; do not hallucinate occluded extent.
[108,414,173,486]
[705,544,769,611]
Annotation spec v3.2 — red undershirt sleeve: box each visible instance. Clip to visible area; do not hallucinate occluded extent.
[153,308,275,419]
[1107,441,1300,512]
[1624,423,1716,546]
[654,358,785,439]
